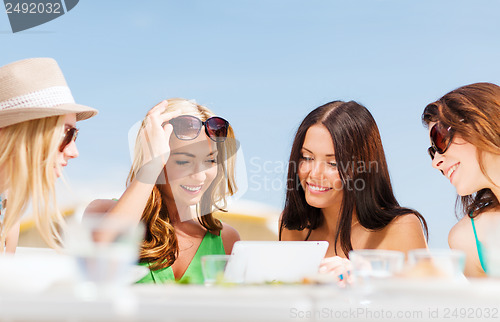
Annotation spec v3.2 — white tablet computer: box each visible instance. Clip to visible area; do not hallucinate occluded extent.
[224,241,329,284]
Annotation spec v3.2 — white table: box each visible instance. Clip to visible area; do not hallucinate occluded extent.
[1,280,499,322]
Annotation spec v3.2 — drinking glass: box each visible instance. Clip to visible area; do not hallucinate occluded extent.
[64,215,145,301]
[350,249,405,281]
[407,249,466,281]
[348,249,405,304]
[201,254,244,286]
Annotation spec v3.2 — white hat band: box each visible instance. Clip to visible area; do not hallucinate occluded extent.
[0,86,75,110]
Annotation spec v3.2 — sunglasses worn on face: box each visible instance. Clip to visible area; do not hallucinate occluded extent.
[60,127,79,152]
[168,115,229,142]
[428,122,454,160]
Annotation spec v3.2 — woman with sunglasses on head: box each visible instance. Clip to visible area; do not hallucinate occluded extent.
[0,58,98,253]
[280,100,428,282]
[85,98,239,284]
[423,82,500,278]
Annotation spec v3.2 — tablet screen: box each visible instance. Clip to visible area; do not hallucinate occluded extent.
[225,241,329,283]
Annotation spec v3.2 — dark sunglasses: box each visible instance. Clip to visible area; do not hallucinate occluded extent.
[59,127,79,152]
[428,122,454,160]
[168,115,229,142]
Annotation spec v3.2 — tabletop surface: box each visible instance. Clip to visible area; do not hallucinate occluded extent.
[1,279,500,322]
[2,247,499,322]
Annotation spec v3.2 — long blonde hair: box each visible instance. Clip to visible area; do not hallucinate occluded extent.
[128,98,238,270]
[0,116,67,250]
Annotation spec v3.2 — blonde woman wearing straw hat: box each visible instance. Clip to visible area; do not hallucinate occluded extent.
[0,58,98,253]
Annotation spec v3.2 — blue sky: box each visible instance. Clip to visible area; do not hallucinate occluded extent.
[2,0,500,247]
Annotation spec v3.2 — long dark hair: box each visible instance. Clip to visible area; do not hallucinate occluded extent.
[281,100,428,257]
[422,82,500,218]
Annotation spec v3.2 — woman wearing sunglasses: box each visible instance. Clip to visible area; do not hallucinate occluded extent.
[423,82,500,277]
[280,100,428,283]
[85,98,239,284]
[0,58,98,253]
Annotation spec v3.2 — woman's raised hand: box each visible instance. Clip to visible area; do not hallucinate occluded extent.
[92,102,181,223]
[137,101,181,182]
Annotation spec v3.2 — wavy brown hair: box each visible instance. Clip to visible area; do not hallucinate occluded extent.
[127,98,237,270]
[281,101,428,257]
[422,82,500,218]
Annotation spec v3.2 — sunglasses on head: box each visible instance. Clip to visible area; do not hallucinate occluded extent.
[168,115,229,142]
[428,122,454,160]
[59,127,78,152]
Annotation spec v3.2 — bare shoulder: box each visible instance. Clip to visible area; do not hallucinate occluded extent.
[84,199,117,215]
[384,213,426,236]
[280,227,309,241]
[472,209,500,233]
[221,222,240,255]
[389,213,424,226]
[448,215,471,248]
[376,213,427,252]
[449,209,500,246]
[279,212,309,241]
[448,214,487,277]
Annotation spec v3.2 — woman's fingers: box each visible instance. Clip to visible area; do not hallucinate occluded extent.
[139,102,182,173]
[320,256,350,269]
[320,256,345,264]
[319,257,343,271]
[319,256,352,285]
[319,261,350,275]
[159,110,182,127]
[146,101,179,128]
[147,100,168,116]
[144,104,180,140]
[146,107,181,141]
[163,123,173,138]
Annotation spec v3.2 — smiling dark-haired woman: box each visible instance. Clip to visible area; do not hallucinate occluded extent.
[280,100,428,282]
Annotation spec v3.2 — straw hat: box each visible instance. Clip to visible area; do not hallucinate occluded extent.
[0,58,98,128]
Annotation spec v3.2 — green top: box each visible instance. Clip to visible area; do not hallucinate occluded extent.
[469,212,488,273]
[136,231,225,285]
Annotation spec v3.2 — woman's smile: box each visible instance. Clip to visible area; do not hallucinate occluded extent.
[180,184,203,194]
[306,182,333,193]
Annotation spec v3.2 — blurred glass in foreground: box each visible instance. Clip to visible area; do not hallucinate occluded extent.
[64,215,145,301]
[201,254,244,286]
[406,249,466,281]
[348,249,405,305]
[350,249,405,281]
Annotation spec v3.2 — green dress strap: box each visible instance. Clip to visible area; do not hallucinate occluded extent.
[136,231,225,284]
[469,211,488,273]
